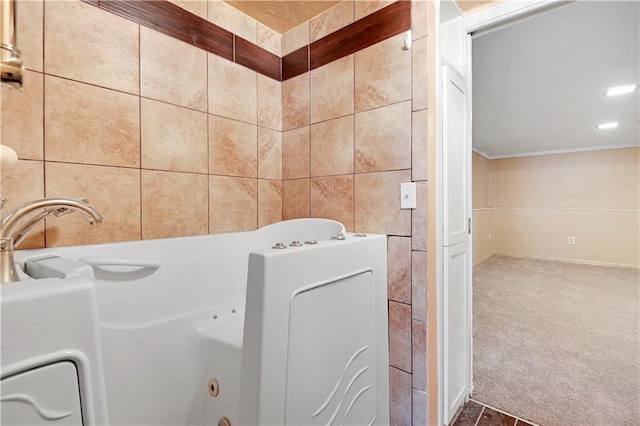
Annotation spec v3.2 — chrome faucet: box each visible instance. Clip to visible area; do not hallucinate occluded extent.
[0,198,103,283]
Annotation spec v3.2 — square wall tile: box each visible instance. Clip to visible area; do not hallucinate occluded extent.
[354,170,411,236]
[283,127,310,179]
[1,70,43,160]
[412,181,428,251]
[283,73,310,131]
[282,21,309,56]
[0,160,45,248]
[310,55,354,124]
[412,389,428,426]
[258,179,282,228]
[45,76,140,168]
[258,127,282,180]
[412,109,428,181]
[412,250,427,321]
[310,1,354,42]
[283,179,310,220]
[355,101,411,173]
[388,236,411,304]
[355,0,396,20]
[208,0,257,44]
[45,162,141,246]
[258,75,282,131]
[310,116,354,177]
[310,175,354,231]
[389,301,412,373]
[209,54,257,124]
[44,0,139,94]
[355,33,411,113]
[141,26,207,111]
[209,176,258,233]
[209,115,257,178]
[18,0,43,72]
[258,23,281,56]
[412,319,427,391]
[412,0,429,40]
[412,36,429,111]
[389,366,412,426]
[142,170,208,239]
[168,0,208,19]
[141,99,208,173]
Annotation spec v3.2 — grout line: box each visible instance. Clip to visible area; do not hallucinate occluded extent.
[306,97,412,128]
[474,406,485,426]
[206,48,211,235]
[307,43,311,220]
[352,51,356,232]
[470,399,539,426]
[43,72,139,98]
[41,0,47,248]
[138,23,143,241]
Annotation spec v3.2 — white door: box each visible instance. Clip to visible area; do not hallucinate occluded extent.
[442,62,469,247]
[441,61,472,425]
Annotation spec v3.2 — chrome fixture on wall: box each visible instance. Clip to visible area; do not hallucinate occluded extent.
[1,0,24,88]
[0,198,104,283]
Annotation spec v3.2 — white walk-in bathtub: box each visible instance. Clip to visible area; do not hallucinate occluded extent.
[5,219,389,426]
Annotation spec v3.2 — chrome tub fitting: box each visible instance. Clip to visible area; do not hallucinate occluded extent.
[1,0,24,88]
[0,198,103,283]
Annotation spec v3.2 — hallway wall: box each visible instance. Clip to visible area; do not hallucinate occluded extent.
[472,147,640,268]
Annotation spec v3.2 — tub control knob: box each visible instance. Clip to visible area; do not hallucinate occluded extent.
[290,240,302,247]
[304,240,317,245]
[354,233,367,237]
[272,242,286,249]
[331,232,346,241]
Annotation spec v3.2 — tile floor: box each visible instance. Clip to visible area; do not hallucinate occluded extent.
[451,399,537,426]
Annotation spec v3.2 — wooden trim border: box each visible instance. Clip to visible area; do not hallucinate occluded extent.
[281,1,411,80]
[309,1,411,72]
[83,0,411,82]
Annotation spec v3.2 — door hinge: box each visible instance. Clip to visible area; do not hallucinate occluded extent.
[468,218,471,235]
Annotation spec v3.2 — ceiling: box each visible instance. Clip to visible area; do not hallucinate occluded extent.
[472,1,640,158]
[225,1,341,33]
[225,0,498,34]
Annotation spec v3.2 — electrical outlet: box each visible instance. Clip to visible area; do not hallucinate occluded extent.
[568,237,576,245]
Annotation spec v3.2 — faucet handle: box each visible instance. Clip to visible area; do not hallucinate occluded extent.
[1,198,7,209]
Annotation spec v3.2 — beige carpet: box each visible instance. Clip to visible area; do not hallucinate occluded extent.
[472,256,640,426]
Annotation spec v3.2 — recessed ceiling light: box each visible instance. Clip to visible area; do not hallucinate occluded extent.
[597,122,619,130]
[603,84,638,97]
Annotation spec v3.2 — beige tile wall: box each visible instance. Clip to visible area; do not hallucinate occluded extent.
[0,0,283,248]
[1,0,431,423]
[281,1,430,423]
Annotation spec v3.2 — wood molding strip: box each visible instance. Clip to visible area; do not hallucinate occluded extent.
[234,36,281,81]
[97,0,234,60]
[309,1,411,72]
[84,0,411,82]
[281,46,309,81]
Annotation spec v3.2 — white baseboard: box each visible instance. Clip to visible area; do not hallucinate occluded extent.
[473,253,494,266]
[493,252,640,270]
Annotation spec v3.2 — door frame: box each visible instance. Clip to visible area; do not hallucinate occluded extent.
[435,1,568,424]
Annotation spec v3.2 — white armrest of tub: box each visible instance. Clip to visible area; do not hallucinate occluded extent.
[78,256,161,269]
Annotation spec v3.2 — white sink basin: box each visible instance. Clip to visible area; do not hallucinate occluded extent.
[1,277,109,424]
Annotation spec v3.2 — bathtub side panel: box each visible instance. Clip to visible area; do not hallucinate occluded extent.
[239,253,268,426]
[239,236,389,426]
